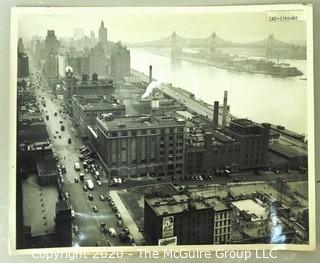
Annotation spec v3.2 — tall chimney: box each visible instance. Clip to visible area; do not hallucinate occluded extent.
[213,101,219,129]
[222,91,228,128]
[149,65,152,83]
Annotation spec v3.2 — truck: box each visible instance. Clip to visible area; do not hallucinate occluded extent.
[74,162,80,171]
[86,179,94,190]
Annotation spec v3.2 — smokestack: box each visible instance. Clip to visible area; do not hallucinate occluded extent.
[149,65,152,83]
[213,101,219,129]
[222,91,228,128]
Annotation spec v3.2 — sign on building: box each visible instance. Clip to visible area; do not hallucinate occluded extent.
[162,216,174,238]
[158,236,177,246]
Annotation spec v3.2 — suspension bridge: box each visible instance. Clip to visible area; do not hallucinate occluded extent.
[127,32,306,59]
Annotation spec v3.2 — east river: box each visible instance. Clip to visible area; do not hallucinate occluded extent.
[130,49,308,135]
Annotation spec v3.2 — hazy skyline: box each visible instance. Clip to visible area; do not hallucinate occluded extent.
[18,9,307,45]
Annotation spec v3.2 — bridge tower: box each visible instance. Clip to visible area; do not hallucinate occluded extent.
[170,31,182,59]
[209,32,217,56]
[265,34,275,59]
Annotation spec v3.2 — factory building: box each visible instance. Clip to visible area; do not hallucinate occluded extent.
[94,115,186,178]
[72,94,126,140]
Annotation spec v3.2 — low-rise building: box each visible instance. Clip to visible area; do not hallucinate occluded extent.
[144,183,232,245]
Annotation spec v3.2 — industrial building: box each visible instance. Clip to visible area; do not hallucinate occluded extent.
[94,115,186,178]
[72,94,126,140]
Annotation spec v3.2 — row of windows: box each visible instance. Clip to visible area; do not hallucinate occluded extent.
[214,227,231,235]
[108,127,184,137]
[215,219,231,228]
[215,212,231,220]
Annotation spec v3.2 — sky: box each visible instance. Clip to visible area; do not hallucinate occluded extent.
[17,7,307,45]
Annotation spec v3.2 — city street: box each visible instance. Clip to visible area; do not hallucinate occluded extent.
[32,66,131,247]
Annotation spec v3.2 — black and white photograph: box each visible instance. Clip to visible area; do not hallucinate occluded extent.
[9,5,315,253]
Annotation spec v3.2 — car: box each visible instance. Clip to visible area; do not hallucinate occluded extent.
[96,180,102,186]
[56,131,59,134]
[112,205,117,212]
[58,135,61,139]
[68,138,72,144]
[54,112,57,117]
[117,220,123,227]
[53,135,57,139]
[84,168,89,173]
[61,165,66,173]
[59,120,63,124]
[100,222,108,233]
[65,192,70,199]
[83,185,88,191]
[109,228,116,237]
[92,205,98,213]
[105,194,111,201]
[74,177,79,183]
[115,212,122,220]
[61,179,65,185]
[88,194,93,201]
[100,195,105,201]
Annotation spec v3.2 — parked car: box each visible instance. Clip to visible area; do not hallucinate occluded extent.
[88,194,93,201]
[74,177,79,183]
[100,195,105,201]
[82,185,88,191]
[96,180,102,186]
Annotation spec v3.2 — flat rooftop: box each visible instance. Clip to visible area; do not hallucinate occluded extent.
[22,175,59,236]
[98,115,186,131]
[146,194,211,216]
[232,198,268,221]
[73,95,125,112]
[204,196,230,212]
[269,143,307,159]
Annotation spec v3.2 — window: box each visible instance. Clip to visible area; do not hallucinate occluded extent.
[177,128,184,132]
[121,131,127,136]
[132,131,137,136]
[121,146,126,151]
[111,131,117,137]
[169,128,174,133]
[141,130,147,135]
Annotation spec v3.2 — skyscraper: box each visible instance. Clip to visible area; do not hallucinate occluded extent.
[18,38,24,53]
[98,20,108,43]
[45,30,60,56]
[110,42,131,80]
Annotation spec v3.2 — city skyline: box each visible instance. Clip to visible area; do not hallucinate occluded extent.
[18,8,307,45]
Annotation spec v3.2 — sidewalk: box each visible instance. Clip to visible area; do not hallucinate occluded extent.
[109,190,144,244]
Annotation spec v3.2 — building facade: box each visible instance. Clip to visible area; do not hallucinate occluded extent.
[224,119,270,169]
[94,115,186,178]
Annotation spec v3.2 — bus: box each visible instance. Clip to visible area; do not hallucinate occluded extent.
[86,179,94,190]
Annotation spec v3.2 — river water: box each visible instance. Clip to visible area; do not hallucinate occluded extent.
[130,49,308,135]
